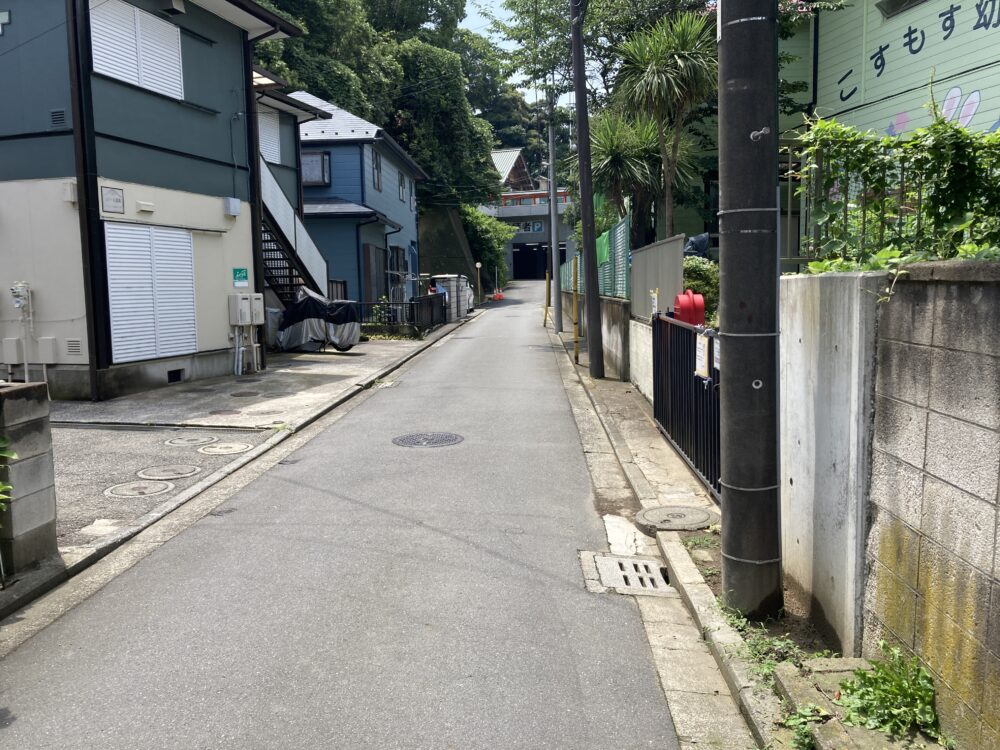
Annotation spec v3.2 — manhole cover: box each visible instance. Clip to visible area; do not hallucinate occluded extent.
[198,442,253,455]
[594,555,671,596]
[105,480,174,498]
[230,391,259,398]
[209,409,241,416]
[165,435,218,447]
[137,464,201,480]
[392,432,464,448]
[635,506,717,534]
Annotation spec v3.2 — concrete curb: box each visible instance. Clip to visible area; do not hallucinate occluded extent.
[547,328,790,749]
[0,313,480,622]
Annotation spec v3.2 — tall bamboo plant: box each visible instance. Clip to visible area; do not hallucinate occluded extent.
[615,12,717,238]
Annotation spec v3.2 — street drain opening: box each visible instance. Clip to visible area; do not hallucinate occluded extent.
[593,554,673,596]
[392,432,464,448]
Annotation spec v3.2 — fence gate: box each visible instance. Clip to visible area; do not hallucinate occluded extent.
[652,315,721,501]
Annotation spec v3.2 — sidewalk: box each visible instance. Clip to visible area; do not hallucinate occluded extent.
[549,328,756,749]
[0,316,477,619]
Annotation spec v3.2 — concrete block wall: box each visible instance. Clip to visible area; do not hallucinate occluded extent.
[0,382,58,572]
[559,292,630,381]
[629,319,654,403]
[863,262,1000,749]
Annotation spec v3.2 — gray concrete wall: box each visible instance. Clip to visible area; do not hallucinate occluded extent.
[629,319,654,404]
[779,272,884,656]
[560,292,629,381]
[0,383,57,572]
[631,235,684,321]
[862,261,1000,750]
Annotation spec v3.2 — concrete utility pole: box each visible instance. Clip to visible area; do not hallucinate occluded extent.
[717,0,783,618]
[548,89,563,334]
[570,0,604,378]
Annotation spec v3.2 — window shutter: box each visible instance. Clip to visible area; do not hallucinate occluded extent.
[105,222,197,363]
[90,0,140,87]
[151,227,197,357]
[258,109,281,164]
[136,10,184,100]
[105,222,157,363]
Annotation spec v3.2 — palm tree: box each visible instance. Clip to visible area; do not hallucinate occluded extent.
[615,12,717,237]
[589,113,659,218]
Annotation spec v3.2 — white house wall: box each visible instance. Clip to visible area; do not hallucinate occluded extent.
[96,178,254,354]
[0,179,89,367]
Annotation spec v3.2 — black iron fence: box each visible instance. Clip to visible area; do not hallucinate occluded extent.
[652,314,721,501]
[355,294,446,332]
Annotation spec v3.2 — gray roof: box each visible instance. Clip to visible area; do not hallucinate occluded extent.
[303,199,375,217]
[292,92,380,141]
[291,91,429,181]
[491,149,523,182]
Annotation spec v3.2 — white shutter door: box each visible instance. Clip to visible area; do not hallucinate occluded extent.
[90,0,140,87]
[151,227,197,357]
[258,109,281,164]
[136,10,184,100]
[105,222,157,363]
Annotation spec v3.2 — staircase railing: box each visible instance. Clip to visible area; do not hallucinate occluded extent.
[259,157,328,293]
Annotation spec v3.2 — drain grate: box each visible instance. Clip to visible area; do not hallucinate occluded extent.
[105,480,174,498]
[594,555,671,596]
[392,432,464,448]
[634,505,717,534]
[137,464,201,480]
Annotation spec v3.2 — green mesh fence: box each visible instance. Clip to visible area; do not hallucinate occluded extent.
[560,215,630,299]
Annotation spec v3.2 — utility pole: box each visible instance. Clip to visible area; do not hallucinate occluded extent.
[548,85,563,334]
[718,0,783,618]
[570,0,604,378]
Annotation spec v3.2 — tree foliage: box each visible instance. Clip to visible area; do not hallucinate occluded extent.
[615,12,717,238]
[364,0,467,46]
[459,205,516,288]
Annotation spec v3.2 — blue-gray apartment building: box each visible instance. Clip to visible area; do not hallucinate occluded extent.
[290,92,428,303]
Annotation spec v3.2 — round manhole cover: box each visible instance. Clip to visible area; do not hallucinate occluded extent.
[635,505,717,534]
[392,432,464,448]
[165,435,218,447]
[230,391,259,398]
[105,480,174,498]
[137,464,201,480]
[198,442,254,455]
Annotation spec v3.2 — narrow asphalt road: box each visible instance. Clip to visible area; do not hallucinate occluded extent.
[0,281,678,749]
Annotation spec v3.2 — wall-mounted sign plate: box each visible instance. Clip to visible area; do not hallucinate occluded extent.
[232,267,249,288]
[101,186,125,214]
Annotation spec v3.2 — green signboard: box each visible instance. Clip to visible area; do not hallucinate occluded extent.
[232,267,249,288]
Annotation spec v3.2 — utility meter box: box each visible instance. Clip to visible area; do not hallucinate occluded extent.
[228,293,252,326]
[250,293,265,325]
[2,337,23,363]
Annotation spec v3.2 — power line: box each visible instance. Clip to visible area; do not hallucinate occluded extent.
[0,0,113,62]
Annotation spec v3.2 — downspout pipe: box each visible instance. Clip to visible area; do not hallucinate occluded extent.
[67,0,109,400]
[244,32,267,369]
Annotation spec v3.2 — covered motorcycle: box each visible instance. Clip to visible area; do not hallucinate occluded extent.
[277,287,360,352]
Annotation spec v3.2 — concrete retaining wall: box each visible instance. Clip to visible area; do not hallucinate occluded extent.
[779,272,884,656]
[0,382,57,572]
[560,292,630,381]
[629,319,653,403]
[862,261,1000,750]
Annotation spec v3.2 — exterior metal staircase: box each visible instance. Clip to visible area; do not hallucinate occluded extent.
[261,211,319,306]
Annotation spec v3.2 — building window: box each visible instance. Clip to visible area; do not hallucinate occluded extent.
[399,172,406,201]
[409,178,416,211]
[258,107,281,164]
[302,152,330,186]
[90,0,184,100]
[538,197,548,204]
[519,197,534,205]
[372,150,382,192]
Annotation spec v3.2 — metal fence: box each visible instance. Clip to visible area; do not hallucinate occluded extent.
[560,215,630,298]
[630,235,684,320]
[652,314,720,500]
[355,293,446,332]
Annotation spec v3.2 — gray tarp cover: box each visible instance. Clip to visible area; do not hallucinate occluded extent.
[276,287,361,352]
